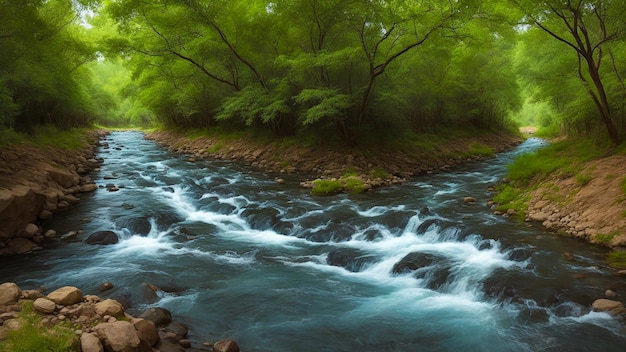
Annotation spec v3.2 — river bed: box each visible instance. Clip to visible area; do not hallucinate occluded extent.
[1,131,624,351]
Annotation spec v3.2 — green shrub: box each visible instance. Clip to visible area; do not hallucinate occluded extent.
[594,233,615,244]
[311,179,343,196]
[492,185,530,215]
[576,172,593,186]
[343,177,366,194]
[0,301,79,352]
[607,251,626,269]
[0,128,25,148]
[371,168,391,179]
[469,142,495,157]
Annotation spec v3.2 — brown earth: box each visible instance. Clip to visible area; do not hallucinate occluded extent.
[0,131,108,255]
[146,130,522,190]
[524,154,626,247]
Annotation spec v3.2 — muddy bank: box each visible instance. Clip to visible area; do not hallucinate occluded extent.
[0,131,108,256]
[146,130,522,190]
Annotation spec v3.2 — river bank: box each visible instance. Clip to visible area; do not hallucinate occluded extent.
[145,129,522,191]
[0,130,109,256]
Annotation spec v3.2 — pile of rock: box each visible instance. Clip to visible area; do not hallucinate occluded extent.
[0,282,240,352]
[0,131,109,256]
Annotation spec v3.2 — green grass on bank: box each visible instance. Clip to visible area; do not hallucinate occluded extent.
[0,301,79,352]
[0,125,95,150]
[493,138,611,215]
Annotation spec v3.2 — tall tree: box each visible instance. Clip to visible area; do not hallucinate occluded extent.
[510,0,626,144]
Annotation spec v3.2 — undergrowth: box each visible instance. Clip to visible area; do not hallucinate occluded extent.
[0,301,79,352]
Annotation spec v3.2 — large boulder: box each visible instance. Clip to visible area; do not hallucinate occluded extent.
[95,299,125,317]
[93,321,142,352]
[33,297,56,314]
[85,231,119,245]
[592,299,626,316]
[7,238,35,254]
[80,183,98,193]
[131,318,158,347]
[0,282,22,306]
[47,286,83,306]
[19,223,39,238]
[138,307,172,328]
[80,332,104,352]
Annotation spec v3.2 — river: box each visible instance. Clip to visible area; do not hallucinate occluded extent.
[1,131,624,351]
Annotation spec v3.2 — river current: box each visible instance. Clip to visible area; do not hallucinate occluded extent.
[1,131,625,351]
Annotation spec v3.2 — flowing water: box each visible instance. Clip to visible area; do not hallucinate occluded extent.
[1,131,625,351]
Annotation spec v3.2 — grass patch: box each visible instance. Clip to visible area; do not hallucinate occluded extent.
[311,179,343,196]
[343,177,366,194]
[594,233,616,244]
[371,168,391,179]
[206,142,223,154]
[576,172,593,186]
[469,142,495,157]
[0,128,26,148]
[0,301,79,352]
[607,250,626,269]
[492,184,530,215]
[1,125,93,150]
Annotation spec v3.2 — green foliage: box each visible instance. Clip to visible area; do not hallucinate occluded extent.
[342,177,366,194]
[311,179,343,196]
[371,168,391,179]
[576,172,593,186]
[469,142,495,157]
[493,185,530,214]
[0,301,80,352]
[607,251,626,269]
[594,233,616,245]
[0,128,26,148]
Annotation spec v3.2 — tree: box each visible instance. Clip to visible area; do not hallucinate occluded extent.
[510,0,626,144]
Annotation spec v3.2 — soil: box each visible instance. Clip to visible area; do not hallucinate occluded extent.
[145,130,522,189]
[524,153,626,247]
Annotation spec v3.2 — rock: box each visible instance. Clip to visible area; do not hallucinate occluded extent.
[164,321,188,338]
[99,281,114,292]
[276,178,285,184]
[0,282,22,306]
[80,183,98,193]
[138,307,172,327]
[80,332,104,352]
[95,299,125,317]
[47,286,83,306]
[213,339,240,352]
[605,290,617,298]
[132,318,158,347]
[463,197,477,203]
[39,209,53,221]
[179,339,191,348]
[44,229,58,238]
[33,297,56,314]
[156,338,185,352]
[85,231,119,245]
[592,299,625,315]
[93,321,142,352]
[22,289,44,300]
[7,237,35,254]
[527,211,549,223]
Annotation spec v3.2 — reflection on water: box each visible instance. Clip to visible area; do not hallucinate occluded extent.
[0,132,624,351]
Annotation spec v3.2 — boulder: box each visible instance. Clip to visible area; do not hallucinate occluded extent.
[213,339,240,352]
[463,197,477,203]
[527,211,549,223]
[85,231,119,245]
[22,289,44,300]
[47,286,83,306]
[80,183,98,193]
[164,321,188,338]
[80,332,104,352]
[93,321,142,352]
[20,223,39,238]
[0,282,22,306]
[7,238,35,254]
[33,298,56,314]
[132,318,158,347]
[138,307,172,327]
[592,299,625,315]
[95,299,125,317]
[99,281,114,292]
[39,209,53,221]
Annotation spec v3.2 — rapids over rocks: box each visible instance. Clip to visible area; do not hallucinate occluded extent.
[1,131,625,351]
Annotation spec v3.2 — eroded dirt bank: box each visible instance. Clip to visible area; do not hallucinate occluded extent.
[0,131,108,255]
[524,154,626,247]
[146,130,522,189]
